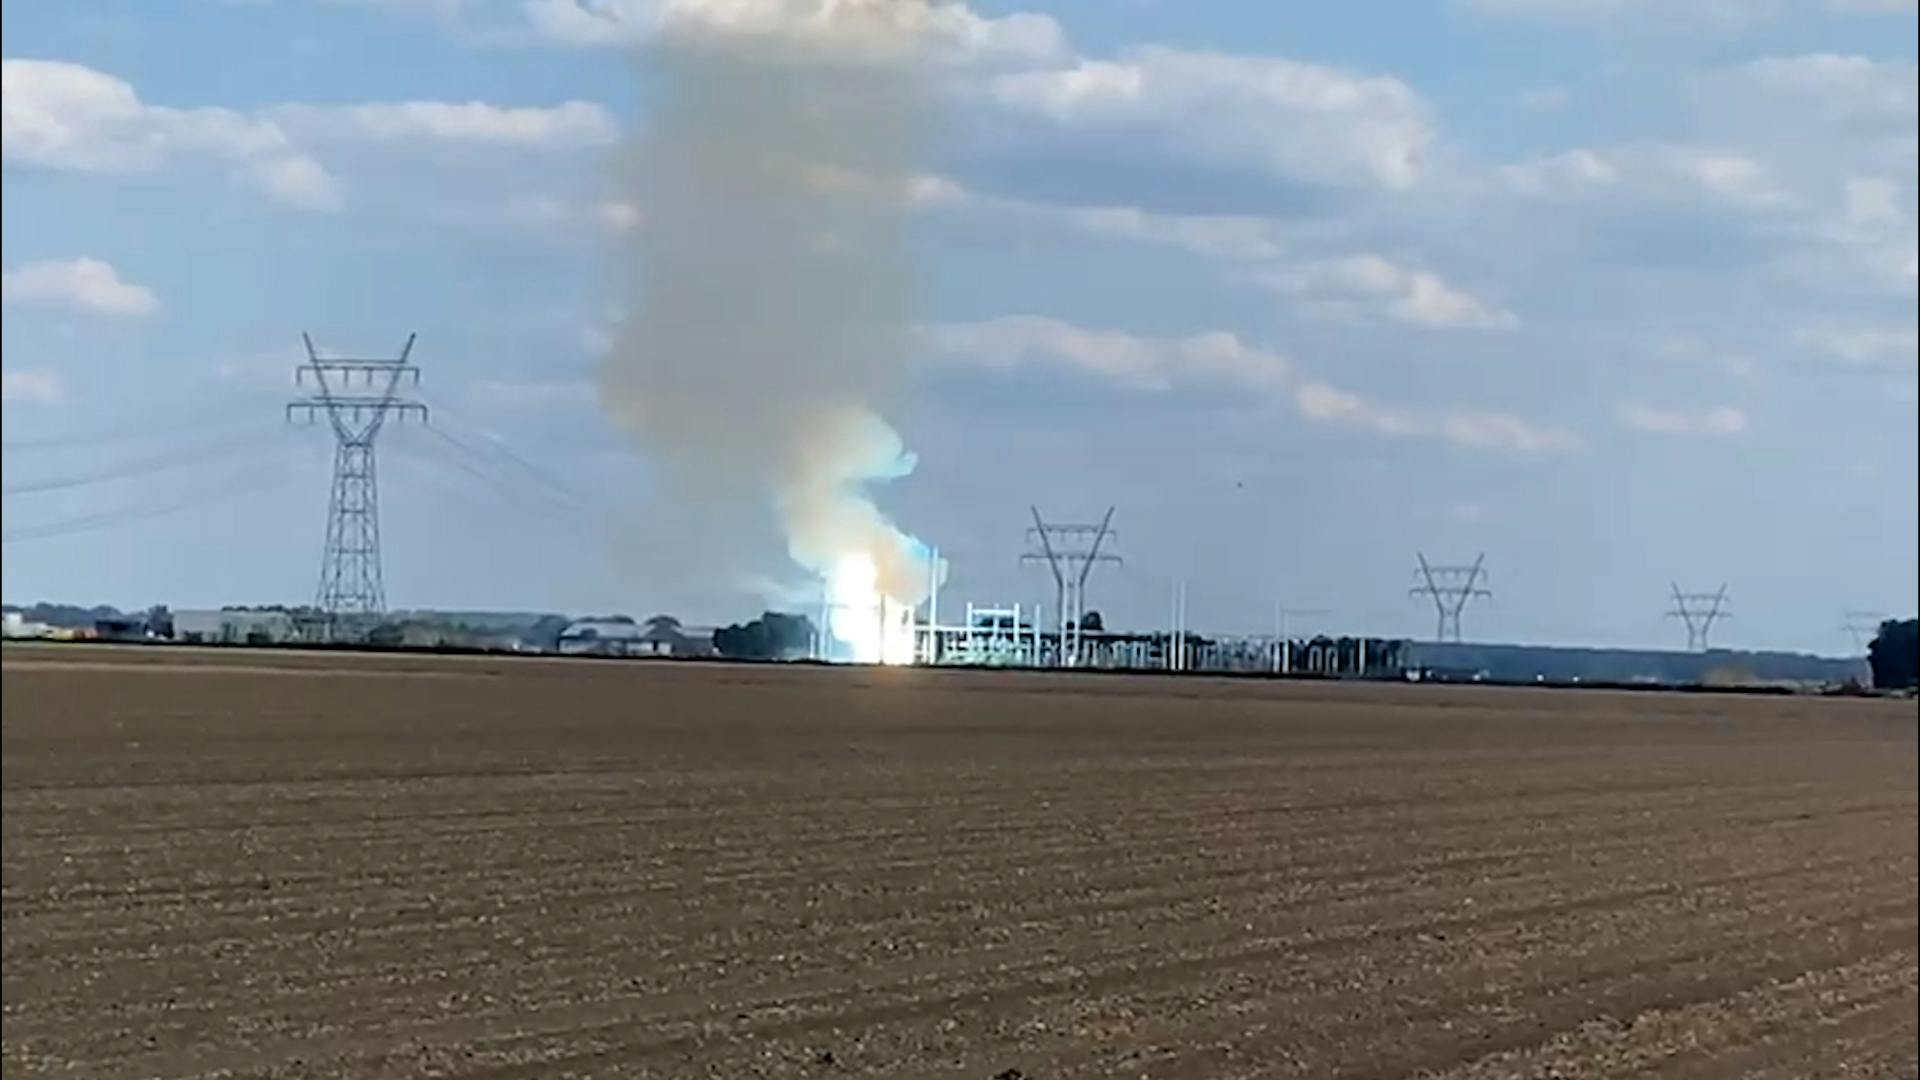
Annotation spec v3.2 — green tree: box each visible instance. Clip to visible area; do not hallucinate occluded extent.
[713,612,816,660]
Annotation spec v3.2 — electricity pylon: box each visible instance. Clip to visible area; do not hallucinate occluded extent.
[1022,506,1119,666]
[1666,583,1731,652]
[287,333,427,629]
[1842,610,1886,655]
[1411,553,1490,643]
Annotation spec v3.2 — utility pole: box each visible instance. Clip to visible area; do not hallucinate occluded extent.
[1666,583,1731,652]
[287,333,427,635]
[1410,553,1490,643]
[1021,506,1119,667]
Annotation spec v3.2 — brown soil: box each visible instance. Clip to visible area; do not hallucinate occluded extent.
[4,644,1915,1079]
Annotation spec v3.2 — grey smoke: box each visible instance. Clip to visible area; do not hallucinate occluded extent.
[600,11,942,622]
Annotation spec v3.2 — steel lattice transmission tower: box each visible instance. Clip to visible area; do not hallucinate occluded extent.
[1410,552,1490,643]
[1666,583,1731,652]
[287,333,427,625]
[1842,610,1886,655]
[1022,506,1119,667]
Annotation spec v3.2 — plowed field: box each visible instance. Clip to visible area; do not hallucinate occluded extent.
[4,645,1915,1078]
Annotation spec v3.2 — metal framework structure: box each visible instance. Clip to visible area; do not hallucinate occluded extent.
[914,615,1410,679]
[1666,583,1731,652]
[1021,506,1119,666]
[1411,553,1490,643]
[1273,603,1331,674]
[288,333,427,625]
[1842,610,1886,655]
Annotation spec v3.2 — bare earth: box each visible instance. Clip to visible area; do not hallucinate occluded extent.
[3,645,1915,1079]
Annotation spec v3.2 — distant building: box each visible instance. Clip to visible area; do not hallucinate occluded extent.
[556,617,716,658]
[367,620,539,651]
[173,609,298,645]
[91,617,153,643]
[557,618,644,657]
[644,622,717,657]
[378,611,570,652]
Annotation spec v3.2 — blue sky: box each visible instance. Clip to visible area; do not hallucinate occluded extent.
[3,0,1915,654]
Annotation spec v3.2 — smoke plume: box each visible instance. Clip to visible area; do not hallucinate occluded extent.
[600,4,943,632]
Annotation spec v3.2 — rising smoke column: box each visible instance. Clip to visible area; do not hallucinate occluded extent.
[599,4,943,654]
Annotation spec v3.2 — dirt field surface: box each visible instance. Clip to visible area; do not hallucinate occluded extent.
[4,644,1916,1079]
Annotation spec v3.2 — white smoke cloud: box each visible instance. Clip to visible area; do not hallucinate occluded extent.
[598,2,943,643]
[527,0,1067,67]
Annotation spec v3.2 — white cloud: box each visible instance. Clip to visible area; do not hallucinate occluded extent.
[1500,144,1789,211]
[1050,203,1291,262]
[1682,152,1789,208]
[519,5,1430,194]
[989,47,1434,190]
[0,369,64,404]
[1465,0,1913,25]
[2,257,159,317]
[1796,325,1920,368]
[1441,411,1587,452]
[1655,337,1759,380]
[2,59,344,210]
[500,193,643,233]
[276,99,618,148]
[1291,377,1582,453]
[926,315,1291,392]
[1498,148,1620,194]
[1713,53,1918,127]
[1291,376,1581,454]
[929,187,1524,348]
[1292,380,1423,436]
[3,59,624,211]
[1843,177,1903,227]
[1692,56,1917,194]
[523,0,1067,65]
[1682,54,1919,294]
[597,200,643,231]
[926,316,1579,453]
[926,189,1514,331]
[937,184,1294,263]
[1260,255,1517,330]
[1618,403,1750,435]
[332,0,472,13]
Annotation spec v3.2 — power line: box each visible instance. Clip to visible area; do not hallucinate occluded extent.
[427,405,589,509]
[2,403,264,452]
[402,433,508,498]
[2,426,284,496]
[420,422,586,515]
[401,429,585,519]
[1,469,284,544]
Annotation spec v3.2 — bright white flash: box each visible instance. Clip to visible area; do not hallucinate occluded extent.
[828,551,914,664]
